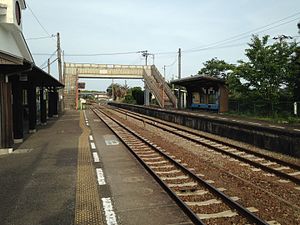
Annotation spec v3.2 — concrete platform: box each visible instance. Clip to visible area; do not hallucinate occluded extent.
[86,109,193,225]
[0,110,193,225]
[0,111,81,225]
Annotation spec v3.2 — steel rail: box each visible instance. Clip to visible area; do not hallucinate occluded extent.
[115,107,300,171]
[92,107,269,225]
[91,108,204,225]
[112,107,300,185]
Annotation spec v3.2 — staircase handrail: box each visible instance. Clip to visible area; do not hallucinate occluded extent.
[151,66,177,107]
[143,70,164,107]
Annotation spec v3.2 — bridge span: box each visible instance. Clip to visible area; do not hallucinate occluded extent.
[63,63,177,109]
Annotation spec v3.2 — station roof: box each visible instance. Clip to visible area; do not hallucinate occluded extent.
[171,75,226,88]
[28,65,64,88]
[0,53,63,88]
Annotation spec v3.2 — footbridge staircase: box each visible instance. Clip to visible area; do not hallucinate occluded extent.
[143,66,177,108]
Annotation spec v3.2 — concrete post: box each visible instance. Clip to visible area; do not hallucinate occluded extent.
[48,90,53,118]
[27,83,37,133]
[12,75,23,143]
[53,90,58,117]
[144,87,150,106]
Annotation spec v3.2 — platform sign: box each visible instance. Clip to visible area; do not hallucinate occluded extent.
[78,82,85,89]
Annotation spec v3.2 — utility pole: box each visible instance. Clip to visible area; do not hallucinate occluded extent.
[139,50,155,65]
[163,65,166,80]
[47,58,50,74]
[178,48,181,79]
[57,32,62,82]
[139,50,148,65]
[56,32,63,112]
[177,48,182,109]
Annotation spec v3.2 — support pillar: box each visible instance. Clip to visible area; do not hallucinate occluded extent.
[0,78,13,148]
[12,75,23,143]
[28,82,37,133]
[40,88,47,125]
[53,90,58,117]
[144,85,150,106]
[48,90,53,118]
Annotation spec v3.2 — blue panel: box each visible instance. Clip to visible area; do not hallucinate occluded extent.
[190,103,219,111]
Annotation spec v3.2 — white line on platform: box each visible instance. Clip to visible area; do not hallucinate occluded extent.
[93,152,100,162]
[268,125,284,129]
[91,142,96,149]
[89,135,94,141]
[247,122,262,126]
[96,168,106,185]
[294,129,300,132]
[102,197,118,225]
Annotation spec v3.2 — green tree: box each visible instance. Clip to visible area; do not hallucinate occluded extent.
[198,57,235,79]
[237,35,297,103]
[291,46,300,101]
[131,87,144,105]
[198,57,243,99]
[123,87,144,105]
[106,83,128,101]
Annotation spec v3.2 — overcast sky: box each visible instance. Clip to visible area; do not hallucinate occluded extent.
[23,0,300,91]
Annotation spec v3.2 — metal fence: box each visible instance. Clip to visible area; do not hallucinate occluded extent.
[228,100,300,117]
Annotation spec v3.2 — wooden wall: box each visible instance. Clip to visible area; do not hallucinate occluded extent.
[0,80,13,148]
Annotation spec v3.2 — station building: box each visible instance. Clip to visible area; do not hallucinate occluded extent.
[0,0,63,149]
[171,75,228,113]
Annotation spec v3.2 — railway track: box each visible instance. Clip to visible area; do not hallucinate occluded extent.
[110,106,300,186]
[92,107,271,225]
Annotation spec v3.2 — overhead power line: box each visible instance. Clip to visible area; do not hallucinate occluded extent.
[184,12,300,52]
[26,3,55,42]
[32,12,300,59]
[39,50,58,68]
[41,58,58,70]
[63,51,141,57]
[165,56,178,67]
[26,34,56,41]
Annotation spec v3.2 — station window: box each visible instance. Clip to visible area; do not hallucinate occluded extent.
[208,90,216,104]
[192,92,200,104]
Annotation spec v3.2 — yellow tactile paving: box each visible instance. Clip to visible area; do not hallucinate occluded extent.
[75,111,104,225]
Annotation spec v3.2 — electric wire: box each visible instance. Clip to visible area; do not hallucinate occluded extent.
[26,3,51,36]
[64,51,141,57]
[26,34,56,41]
[26,3,56,43]
[184,14,300,52]
[165,56,178,67]
[39,50,58,68]
[31,12,300,58]
[41,58,58,70]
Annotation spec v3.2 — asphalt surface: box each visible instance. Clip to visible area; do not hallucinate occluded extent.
[0,111,80,225]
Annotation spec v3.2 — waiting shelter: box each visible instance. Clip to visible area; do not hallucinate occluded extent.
[171,75,228,113]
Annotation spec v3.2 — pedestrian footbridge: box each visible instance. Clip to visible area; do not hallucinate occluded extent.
[63,63,177,109]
